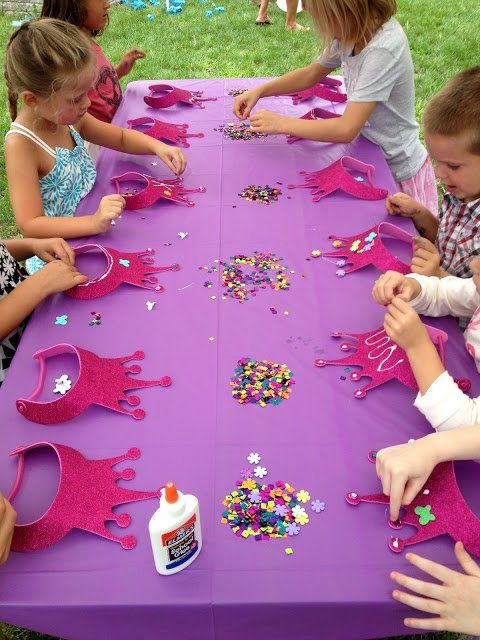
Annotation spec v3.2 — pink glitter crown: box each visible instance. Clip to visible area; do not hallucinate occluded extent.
[287,156,388,202]
[16,344,172,424]
[144,83,217,109]
[8,442,161,551]
[346,454,480,558]
[127,116,204,148]
[112,171,206,210]
[286,77,347,105]
[315,323,448,398]
[317,222,413,277]
[65,244,180,300]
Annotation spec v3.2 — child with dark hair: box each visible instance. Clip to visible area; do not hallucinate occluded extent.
[41,0,145,123]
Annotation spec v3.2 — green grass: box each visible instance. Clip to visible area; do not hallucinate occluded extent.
[0,0,479,638]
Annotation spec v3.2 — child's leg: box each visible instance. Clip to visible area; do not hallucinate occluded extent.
[396,157,438,217]
[256,0,272,23]
[285,0,309,30]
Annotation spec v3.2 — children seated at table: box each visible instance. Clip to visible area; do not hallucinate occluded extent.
[0,237,86,386]
[41,0,146,124]
[388,67,480,279]
[376,425,480,636]
[233,0,437,213]
[372,263,480,431]
[4,19,186,273]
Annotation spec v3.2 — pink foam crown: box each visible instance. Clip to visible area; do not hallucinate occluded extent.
[144,83,217,109]
[127,116,204,148]
[112,171,206,210]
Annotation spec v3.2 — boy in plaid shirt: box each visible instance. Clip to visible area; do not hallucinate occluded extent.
[387,66,480,280]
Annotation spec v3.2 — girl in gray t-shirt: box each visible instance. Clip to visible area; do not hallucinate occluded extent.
[233,0,437,213]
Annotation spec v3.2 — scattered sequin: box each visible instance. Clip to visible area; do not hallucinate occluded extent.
[228,88,247,97]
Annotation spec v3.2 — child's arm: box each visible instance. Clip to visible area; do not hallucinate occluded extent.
[5,136,124,238]
[386,192,439,242]
[233,62,332,120]
[249,101,376,144]
[376,425,480,520]
[0,261,87,342]
[114,49,146,78]
[384,296,480,431]
[77,115,186,175]
[372,270,478,318]
[3,238,74,264]
[0,493,16,566]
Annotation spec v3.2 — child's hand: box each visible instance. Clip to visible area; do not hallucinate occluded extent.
[116,49,146,78]
[411,237,441,277]
[29,238,75,265]
[154,143,186,175]
[92,195,125,233]
[0,493,16,565]
[372,271,421,306]
[384,296,430,353]
[386,192,421,218]
[391,543,480,635]
[33,260,87,296]
[376,438,437,520]
[233,88,261,120]
[249,109,288,135]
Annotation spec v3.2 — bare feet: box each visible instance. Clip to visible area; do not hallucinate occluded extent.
[285,22,310,31]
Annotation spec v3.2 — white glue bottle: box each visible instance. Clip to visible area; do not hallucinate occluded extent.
[148,481,202,575]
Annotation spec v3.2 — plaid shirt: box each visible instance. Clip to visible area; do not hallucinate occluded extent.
[436,192,480,278]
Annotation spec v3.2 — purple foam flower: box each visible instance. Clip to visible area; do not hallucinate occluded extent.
[274,504,287,517]
[311,500,326,513]
[285,522,300,536]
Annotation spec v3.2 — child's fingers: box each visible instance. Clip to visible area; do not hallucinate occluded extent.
[405,552,456,584]
[411,257,428,269]
[413,248,434,261]
[61,241,75,265]
[403,616,448,632]
[392,588,445,615]
[73,273,88,286]
[390,571,445,603]
[402,477,425,506]
[454,541,480,577]
[413,236,435,251]
[389,474,408,520]
[380,468,391,498]
[53,242,72,265]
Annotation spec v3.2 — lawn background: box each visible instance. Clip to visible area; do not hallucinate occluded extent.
[0,0,478,637]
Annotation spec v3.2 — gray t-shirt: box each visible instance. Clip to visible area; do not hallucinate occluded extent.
[317,18,426,182]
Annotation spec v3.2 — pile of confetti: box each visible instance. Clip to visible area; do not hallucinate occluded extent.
[239,184,282,205]
[228,88,247,97]
[216,122,266,141]
[221,480,306,539]
[230,358,295,406]
[202,251,290,303]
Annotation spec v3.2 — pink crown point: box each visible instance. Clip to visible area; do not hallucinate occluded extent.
[143,83,217,109]
[127,116,204,148]
[345,457,480,558]
[315,324,448,398]
[8,442,161,552]
[112,172,206,210]
[16,344,172,424]
[319,222,413,276]
[287,107,341,144]
[285,78,347,105]
[287,156,388,202]
[65,244,181,300]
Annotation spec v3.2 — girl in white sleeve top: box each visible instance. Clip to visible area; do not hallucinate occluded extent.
[372,259,480,431]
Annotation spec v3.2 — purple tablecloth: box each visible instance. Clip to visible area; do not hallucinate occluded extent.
[1,78,480,640]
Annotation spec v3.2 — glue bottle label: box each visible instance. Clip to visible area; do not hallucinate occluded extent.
[162,514,198,570]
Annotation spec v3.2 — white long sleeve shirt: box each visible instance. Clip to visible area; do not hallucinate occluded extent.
[407,273,480,431]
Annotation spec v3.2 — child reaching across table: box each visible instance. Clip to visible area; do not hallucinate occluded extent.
[233,0,437,212]
[375,426,480,636]
[4,19,186,273]
[41,0,146,124]
[387,67,480,279]
[372,263,480,431]
[0,237,86,386]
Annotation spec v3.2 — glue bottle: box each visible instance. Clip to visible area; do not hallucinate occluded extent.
[148,482,202,575]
